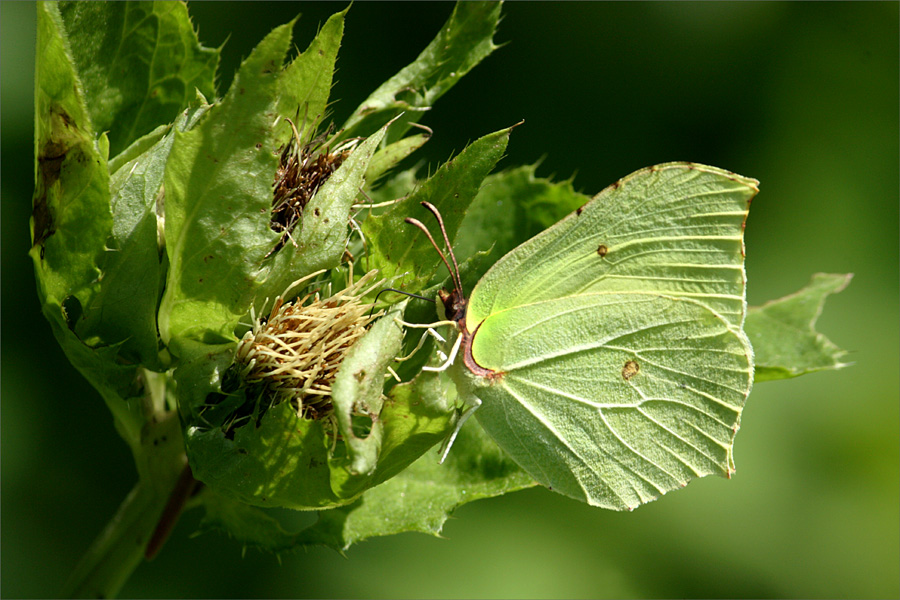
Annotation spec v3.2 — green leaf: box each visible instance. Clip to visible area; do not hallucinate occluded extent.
[296,417,534,551]
[32,2,112,321]
[365,132,431,184]
[108,123,169,176]
[362,165,420,208]
[276,8,344,132]
[747,273,853,382]
[159,13,388,350]
[57,0,218,157]
[340,1,502,142]
[191,401,344,510]
[196,489,309,554]
[329,303,406,497]
[76,118,185,369]
[190,335,521,549]
[176,328,344,510]
[159,21,293,350]
[40,309,146,451]
[32,2,145,442]
[194,368,527,553]
[454,164,591,266]
[361,126,513,296]
[369,370,458,484]
[182,301,442,510]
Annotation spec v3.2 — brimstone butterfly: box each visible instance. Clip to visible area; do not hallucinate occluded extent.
[407,162,758,510]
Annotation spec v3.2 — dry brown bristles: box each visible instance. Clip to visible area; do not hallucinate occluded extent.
[234,270,383,420]
[267,119,362,257]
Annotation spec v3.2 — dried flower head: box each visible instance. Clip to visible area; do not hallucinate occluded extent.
[269,118,359,255]
[234,270,382,421]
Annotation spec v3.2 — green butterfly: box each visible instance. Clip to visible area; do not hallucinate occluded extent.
[407,162,759,510]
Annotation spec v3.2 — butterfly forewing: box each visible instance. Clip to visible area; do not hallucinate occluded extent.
[470,292,752,509]
[466,163,758,332]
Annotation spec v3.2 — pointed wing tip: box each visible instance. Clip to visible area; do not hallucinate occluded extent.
[647,161,760,191]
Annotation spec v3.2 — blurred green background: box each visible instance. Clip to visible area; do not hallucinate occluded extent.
[2,2,897,598]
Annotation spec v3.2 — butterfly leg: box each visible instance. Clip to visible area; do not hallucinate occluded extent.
[439,394,482,463]
[393,324,446,363]
[422,330,463,372]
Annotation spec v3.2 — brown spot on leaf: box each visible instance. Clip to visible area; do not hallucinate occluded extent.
[597,244,608,257]
[32,107,81,254]
[622,360,640,380]
[576,206,584,216]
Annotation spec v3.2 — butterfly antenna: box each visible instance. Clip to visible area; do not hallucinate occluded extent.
[405,216,460,293]
[420,201,463,295]
[373,288,435,305]
[368,287,435,317]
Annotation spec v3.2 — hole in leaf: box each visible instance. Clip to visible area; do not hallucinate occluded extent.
[351,414,373,438]
[61,295,82,331]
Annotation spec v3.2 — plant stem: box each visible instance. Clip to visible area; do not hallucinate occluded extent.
[62,411,187,598]
[62,479,162,599]
[145,463,199,560]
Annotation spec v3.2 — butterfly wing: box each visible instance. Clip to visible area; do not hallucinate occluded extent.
[469,292,752,509]
[461,163,758,508]
[466,163,758,332]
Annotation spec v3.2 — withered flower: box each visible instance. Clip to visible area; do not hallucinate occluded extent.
[269,118,359,255]
[234,270,382,421]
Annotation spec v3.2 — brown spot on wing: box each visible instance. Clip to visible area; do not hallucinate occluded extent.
[622,360,640,380]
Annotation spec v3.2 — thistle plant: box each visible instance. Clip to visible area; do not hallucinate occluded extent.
[231,270,382,423]
[31,2,851,597]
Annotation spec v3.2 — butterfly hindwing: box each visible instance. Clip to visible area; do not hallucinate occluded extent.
[470,292,752,509]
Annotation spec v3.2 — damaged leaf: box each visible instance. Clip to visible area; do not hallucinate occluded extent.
[747,273,853,381]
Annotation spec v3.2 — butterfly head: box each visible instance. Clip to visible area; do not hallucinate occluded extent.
[438,288,467,324]
[405,200,468,324]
